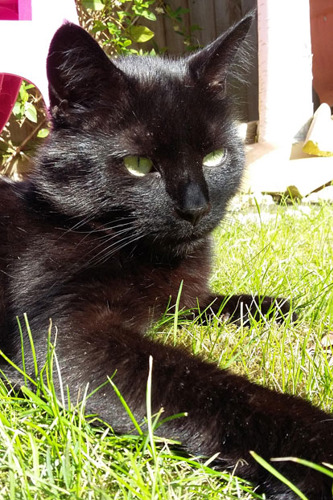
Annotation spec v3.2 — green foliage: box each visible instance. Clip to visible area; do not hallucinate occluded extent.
[81,0,158,55]
[163,4,201,50]
[0,81,48,178]
[83,0,105,9]
[79,0,201,55]
[13,82,38,124]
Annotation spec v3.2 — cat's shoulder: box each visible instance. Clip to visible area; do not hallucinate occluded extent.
[0,177,29,225]
[0,176,18,206]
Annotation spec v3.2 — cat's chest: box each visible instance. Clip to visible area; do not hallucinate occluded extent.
[73,247,211,333]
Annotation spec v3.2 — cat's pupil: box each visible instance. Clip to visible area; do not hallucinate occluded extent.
[202,149,226,168]
[124,156,153,177]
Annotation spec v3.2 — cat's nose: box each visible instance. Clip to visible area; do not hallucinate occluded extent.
[176,204,211,225]
[175,181,210,226]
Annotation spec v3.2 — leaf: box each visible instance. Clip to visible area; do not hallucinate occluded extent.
[12,102,23,119]
[140,9,156,21]
[122,39,132,47]
[81,0,104,11]
[117,10,129,21]
[129,25,154,43]
[24,102,37,123]
[37,128,50,138]
[19,85,29,104]
[24,83,35,90]
[91,20,107,33]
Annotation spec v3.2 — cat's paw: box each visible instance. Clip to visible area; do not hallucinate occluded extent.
[197,294,297,325]
[256,295,298,323]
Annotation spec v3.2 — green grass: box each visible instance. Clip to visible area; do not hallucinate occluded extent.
[1,201,333,499]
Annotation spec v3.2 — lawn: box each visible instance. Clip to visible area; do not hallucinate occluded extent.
[0,200,332,499]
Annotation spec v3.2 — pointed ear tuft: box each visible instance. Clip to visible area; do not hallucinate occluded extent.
[47,23,125,113]
[188,12,255,93]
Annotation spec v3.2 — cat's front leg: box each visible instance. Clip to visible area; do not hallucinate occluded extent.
[197,293,297,324]
[59,324,332,500]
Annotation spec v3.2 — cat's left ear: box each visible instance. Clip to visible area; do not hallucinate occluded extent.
[188,12,254,93]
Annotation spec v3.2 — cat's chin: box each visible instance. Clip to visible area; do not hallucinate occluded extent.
[153,217,218,257]
[145,239,207,262]
[171,237,208,257]
[145,229,210,260]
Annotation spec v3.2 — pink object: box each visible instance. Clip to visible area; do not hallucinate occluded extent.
[0,0,32,20]
[0,0,78,133]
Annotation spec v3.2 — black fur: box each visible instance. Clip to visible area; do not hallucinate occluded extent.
[0,14,332,499]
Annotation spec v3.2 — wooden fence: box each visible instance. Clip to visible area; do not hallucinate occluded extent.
[148,0,258,121]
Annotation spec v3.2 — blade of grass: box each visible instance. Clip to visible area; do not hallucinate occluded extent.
[250,451,307,500]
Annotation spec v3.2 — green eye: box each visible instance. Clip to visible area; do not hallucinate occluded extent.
[202,149,226,167]
[124,156,153,177]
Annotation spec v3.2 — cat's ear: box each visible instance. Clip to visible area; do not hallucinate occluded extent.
[47,23,126,112]
[188,12,254,93]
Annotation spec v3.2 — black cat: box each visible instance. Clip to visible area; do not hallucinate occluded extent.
[0,13,332,499]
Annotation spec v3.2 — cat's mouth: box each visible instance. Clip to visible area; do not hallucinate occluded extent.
[155,216,214,252]
[173,202,211,227]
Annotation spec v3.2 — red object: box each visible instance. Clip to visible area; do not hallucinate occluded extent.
[310,0,333,106]
[0,74,22,131]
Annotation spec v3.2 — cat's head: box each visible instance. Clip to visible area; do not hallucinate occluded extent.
[33,15,253,257]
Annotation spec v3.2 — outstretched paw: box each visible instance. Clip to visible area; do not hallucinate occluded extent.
[197,294,297,325]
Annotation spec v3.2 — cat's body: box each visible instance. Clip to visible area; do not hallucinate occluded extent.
[0,15,332,499]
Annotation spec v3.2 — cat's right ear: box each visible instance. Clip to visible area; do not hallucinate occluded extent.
[47,23,126,117]
[188,12,254,95]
